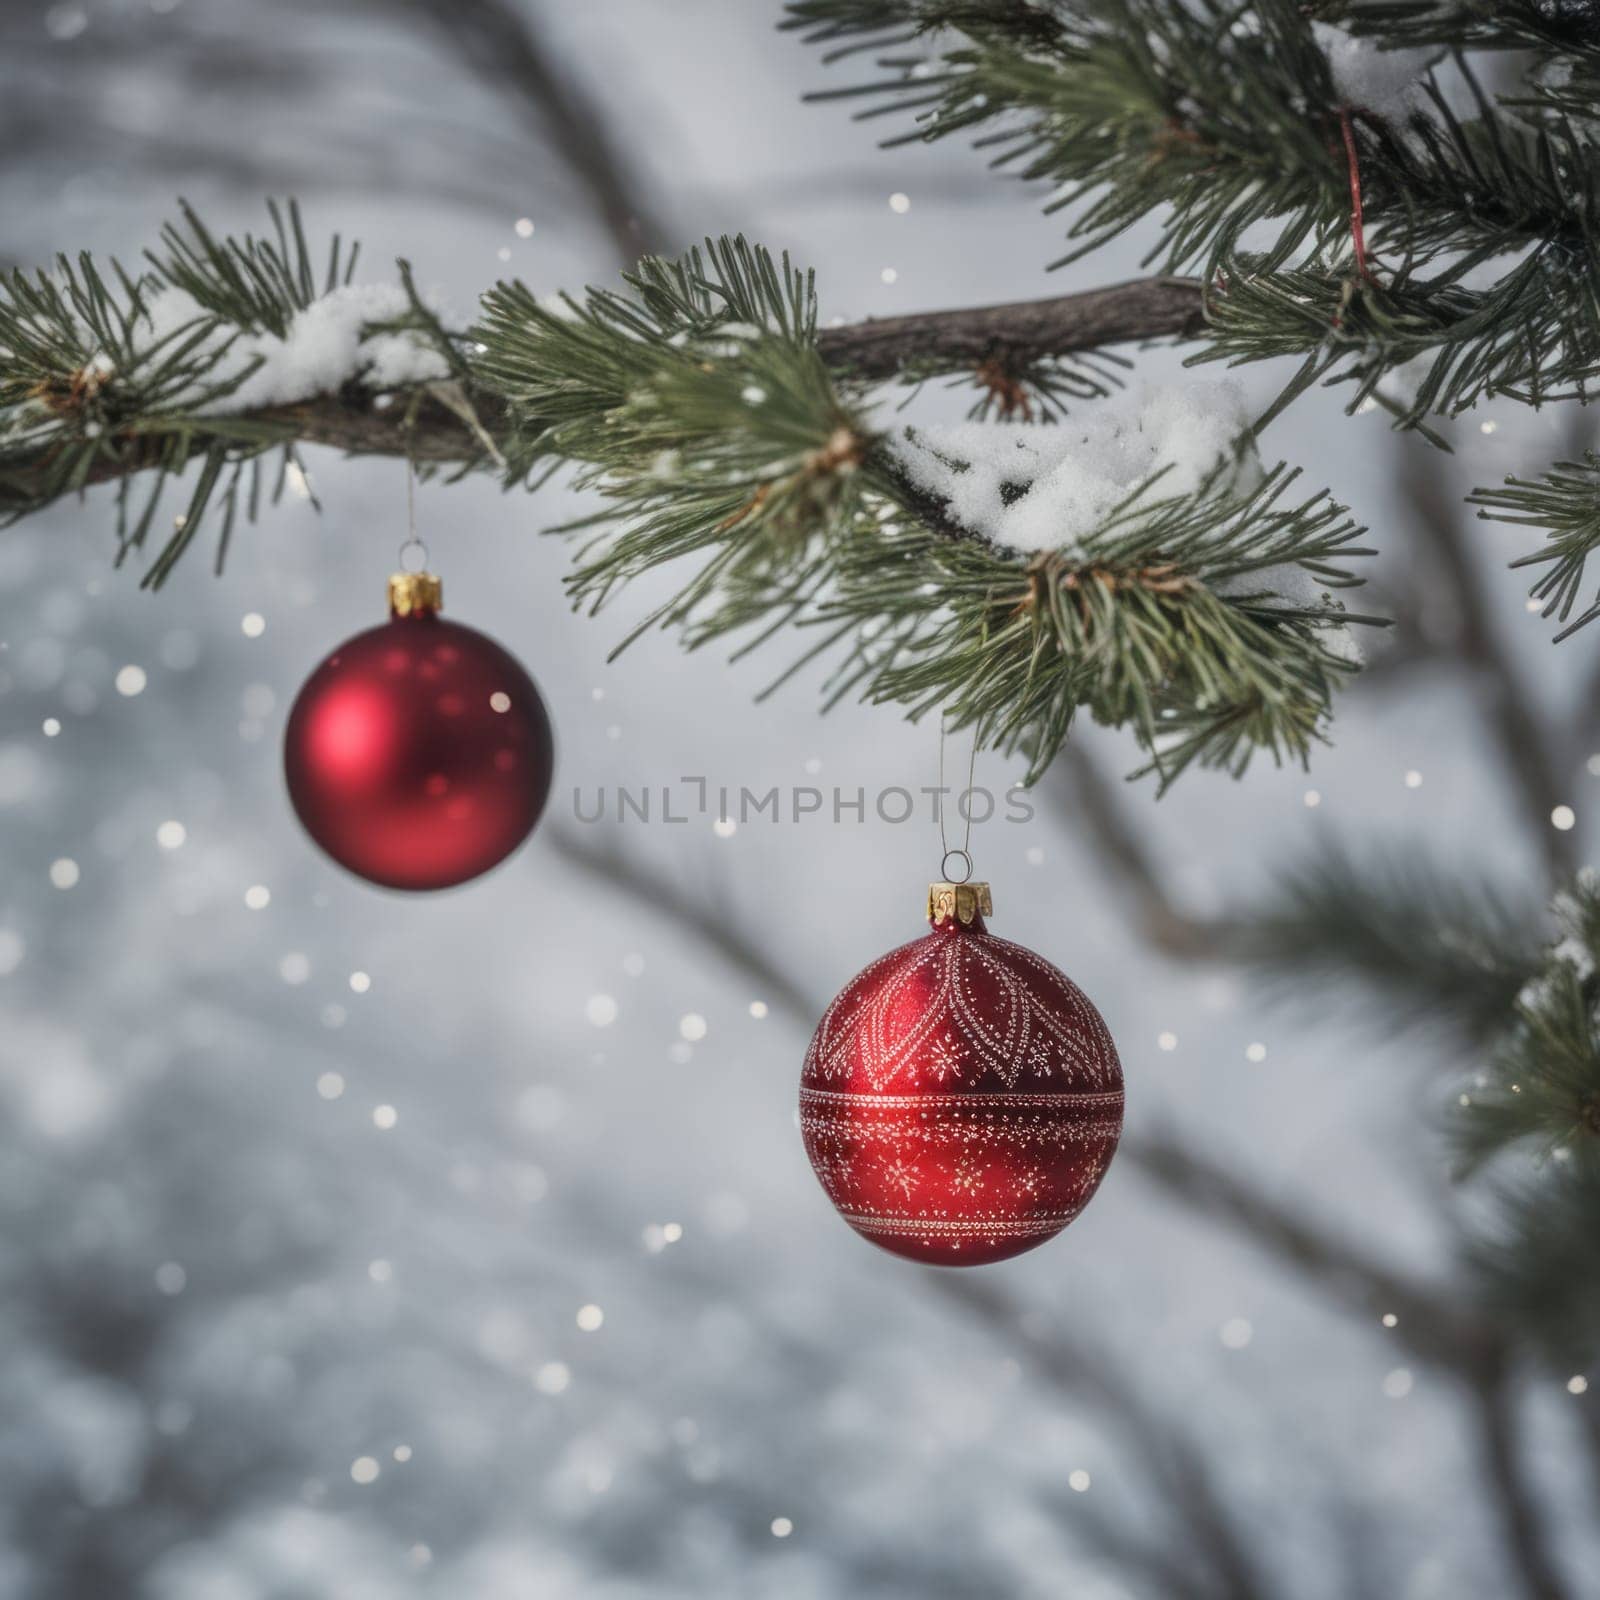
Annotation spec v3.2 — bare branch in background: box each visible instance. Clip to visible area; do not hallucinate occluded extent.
[547,824,817,1030]
[0,15,571,220]
[391,0,674,259]
[1399,440,1577,885]
[1129,1131,1503,1379]
[931,1272,1279,1600]
[0,1,676,249]
[1111,1132,1574,1600]
[1048,742,1232,961]
[1474,1382,1577,1600]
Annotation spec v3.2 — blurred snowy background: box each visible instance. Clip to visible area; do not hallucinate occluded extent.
[1,3,1596,1597]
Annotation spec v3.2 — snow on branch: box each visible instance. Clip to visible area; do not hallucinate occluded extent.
[788,1,1600,461]
[1310,20,1441,122]
[135,282,451,416]
[0,206,1379,790]
[467,237,1380,787]
[891,380,1260,555]
[0,201,471,584]
[783,0,1600,651]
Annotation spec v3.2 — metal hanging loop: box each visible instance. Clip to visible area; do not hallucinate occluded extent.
[941,847,973,884]
[397,455,429,571]
[937,712,982,880]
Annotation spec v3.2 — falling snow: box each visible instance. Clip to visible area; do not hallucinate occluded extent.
[0,9,1574,1598]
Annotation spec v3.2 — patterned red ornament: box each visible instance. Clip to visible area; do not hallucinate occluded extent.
[800,880,1122,1266]
[284,571,553,890]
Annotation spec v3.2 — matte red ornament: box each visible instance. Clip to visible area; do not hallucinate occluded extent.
[800,880,1123,1266]
[284,572,553,890]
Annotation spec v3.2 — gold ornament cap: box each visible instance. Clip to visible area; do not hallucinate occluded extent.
[388,571,443,617]
[928,881,993,927]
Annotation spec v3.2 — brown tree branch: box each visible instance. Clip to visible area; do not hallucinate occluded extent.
[0,388,513,508]
[0,276,1205,513]
[813,275,1205,380]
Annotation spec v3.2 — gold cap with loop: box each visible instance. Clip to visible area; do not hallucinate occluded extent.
[388,571,443,617]
[928,881,992,927]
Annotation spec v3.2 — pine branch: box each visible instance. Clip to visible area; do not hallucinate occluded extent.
[1471,1158,1600,1368]
[0,250,1200,514]
[1240,849,1600,1365]
[1310,0,1600,56]
[6,388,507,501]
[0,209,1371,789]
[1042,736,1600,1375]
[1456,876,1600,1174]
[1237,844,1544,1040]
[826,463,1375,788]
[786,0,1345,274]
[788,2,1600,420]
[469,237,1375,787]
[1472,451,1600,640]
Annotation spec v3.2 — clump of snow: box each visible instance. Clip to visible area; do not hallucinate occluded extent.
[891,379,1258,554]
[893,379,1364,661]
[1312,22,1441,122]
[1212,560,1366,668]
[1517,887,1596,1011]
[1553,936,1594,977]
[135,282,450,415]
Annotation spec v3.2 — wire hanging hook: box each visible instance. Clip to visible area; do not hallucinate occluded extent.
[937,711,981,880]
[397,455,429,572]
[941,847,973,885]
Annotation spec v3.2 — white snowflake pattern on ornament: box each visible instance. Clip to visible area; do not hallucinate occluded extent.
[879,1156,920,1200]
[1024,1036,1055,1079]
[1069,1151,1106,1202]
[1014,1166,1045,1199]
[803,925,1119,1095]
[829,1150,856,1195]
[926,1029,964,1083]
[950,1155,987,1197]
